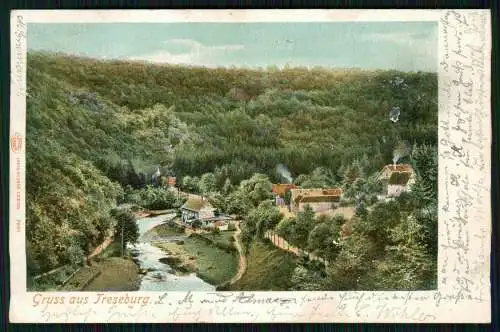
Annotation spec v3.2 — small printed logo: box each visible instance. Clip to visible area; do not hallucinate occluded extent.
[10,133,23,153]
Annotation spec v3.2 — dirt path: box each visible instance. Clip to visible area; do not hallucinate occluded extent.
[227,221,246,285]
[87,236,113,260]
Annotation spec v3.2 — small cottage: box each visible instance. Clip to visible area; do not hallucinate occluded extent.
[272,183,297,207]
[378,164,415,197]
[290,188,343,214]
[180,198,216,224]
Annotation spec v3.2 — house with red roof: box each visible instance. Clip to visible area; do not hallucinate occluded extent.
[290,188,343,214]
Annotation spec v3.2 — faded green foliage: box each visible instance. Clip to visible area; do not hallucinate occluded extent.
[126,185,184,210]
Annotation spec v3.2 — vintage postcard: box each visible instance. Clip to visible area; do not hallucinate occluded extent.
[9,9,491,323]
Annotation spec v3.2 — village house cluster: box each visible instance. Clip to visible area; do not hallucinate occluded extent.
[170,162,415,230]
[271,162,416,216]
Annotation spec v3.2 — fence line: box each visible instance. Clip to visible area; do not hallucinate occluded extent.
[264,231,328,266]
[32,265,69,281]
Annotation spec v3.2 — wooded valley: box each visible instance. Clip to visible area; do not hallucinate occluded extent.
[26,52,438,290]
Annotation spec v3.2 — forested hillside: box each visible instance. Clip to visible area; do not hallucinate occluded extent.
[26,52,437,284]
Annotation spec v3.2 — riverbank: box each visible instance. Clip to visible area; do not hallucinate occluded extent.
[153,232,238,286]
[142,221,185,239]
[153,241,196,274]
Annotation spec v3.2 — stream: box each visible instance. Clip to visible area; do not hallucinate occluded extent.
[128,214,215,291]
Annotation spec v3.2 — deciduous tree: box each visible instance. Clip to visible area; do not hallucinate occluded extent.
[113,210,139,253]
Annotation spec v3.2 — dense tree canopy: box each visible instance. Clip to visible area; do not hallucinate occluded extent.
[28,52,437,186]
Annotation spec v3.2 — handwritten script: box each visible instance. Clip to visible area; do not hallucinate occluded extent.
[13,15,26,97]
[438,9,490,312]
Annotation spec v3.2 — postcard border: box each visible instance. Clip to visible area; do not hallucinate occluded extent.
[9,9,492,323]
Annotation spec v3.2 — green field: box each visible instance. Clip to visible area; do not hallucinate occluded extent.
[229,240,297,291]
[97,240,122,258]
[184,235,238,285]
[60,257,140,291]
[58,240,140,291]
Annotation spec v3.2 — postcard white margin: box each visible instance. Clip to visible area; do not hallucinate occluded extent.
[9,9,492,323]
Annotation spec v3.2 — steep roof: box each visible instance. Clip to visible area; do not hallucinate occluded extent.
[381,164,413,173]
[379,164,414,183]
[298,195,341,203]
[388,172,412,185]
[293,188,343,204]
[181,198,213,212]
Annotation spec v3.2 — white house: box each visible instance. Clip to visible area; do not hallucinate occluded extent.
[180,198,216,224]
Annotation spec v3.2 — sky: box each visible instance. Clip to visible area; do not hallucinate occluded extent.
[27,22,437,72]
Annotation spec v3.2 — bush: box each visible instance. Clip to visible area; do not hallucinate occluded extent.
[62,236,85,267]
[215,242,237,254]
[227,222,237,231]
[127,186,181,210]
[368,194,379,205]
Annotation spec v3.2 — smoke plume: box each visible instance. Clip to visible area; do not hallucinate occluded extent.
[393,141,411,165]
[276,164,293,183]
